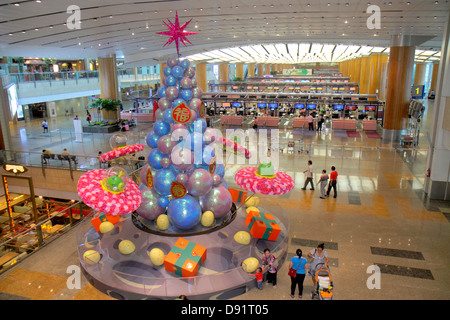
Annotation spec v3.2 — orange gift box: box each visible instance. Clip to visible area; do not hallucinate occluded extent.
[228,188,248,203]
[164,238,207,277]
[91,212,120,232]
[245,210,281,241]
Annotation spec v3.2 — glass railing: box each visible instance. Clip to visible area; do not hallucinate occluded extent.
[7,69,160,88]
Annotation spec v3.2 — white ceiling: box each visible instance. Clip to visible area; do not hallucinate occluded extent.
[0,0,448,66]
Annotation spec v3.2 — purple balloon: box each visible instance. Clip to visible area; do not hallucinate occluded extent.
[176,173,189,184]
[139,164,150,187]
[199,186,233,219]
[187,168,213,197]
[161,157,171,168]
[203,128,220,144]
[157,134,177,155]
[136,188,165,220]
[189,98,202,112]
[171,147,194,172]
[155,109,164,121]
[185,66,196,78]
[191,78,198,87]
[165,86,179,101]
[158,97,171,111]
[167,57,178,67]
[180,77,192,89]
[212,174,221,185]
[191,87,203,99]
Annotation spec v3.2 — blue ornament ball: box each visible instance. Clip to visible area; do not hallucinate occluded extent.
[172,65,184,79]
[167,195,202,230]
[172,98,186,108]
[148,148,165,170]
[214,163,225,179]
[181,89,193,101]
[157,85,167,98]
[165,75,177,87]
[153,168,177,196]
[180,59,190,69]
[146,131,160,148]
[153,120,171,136]
[163,66,172,76]
[158,196,170,208]
[162,108,174,124]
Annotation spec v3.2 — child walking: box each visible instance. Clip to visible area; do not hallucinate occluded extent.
[317,169,329,199]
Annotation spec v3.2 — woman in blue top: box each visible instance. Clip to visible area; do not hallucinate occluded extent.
[288,249,308,298]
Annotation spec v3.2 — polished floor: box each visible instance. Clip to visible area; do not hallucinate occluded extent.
[0,100,449,300]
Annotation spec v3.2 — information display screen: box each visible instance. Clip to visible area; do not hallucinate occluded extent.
[257,103,267,108]
[306,104,317,109]
[346,105,357,110]
[295,103,305,109]
[269,103,278,109]
[333,104,344,110]
[222,102,231,108]
[232,102,242,108]
[365,105,376,111]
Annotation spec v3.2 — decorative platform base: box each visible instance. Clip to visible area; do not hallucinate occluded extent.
[77,205,289,300]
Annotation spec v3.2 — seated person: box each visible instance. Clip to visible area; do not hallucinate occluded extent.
[42,149,52,164]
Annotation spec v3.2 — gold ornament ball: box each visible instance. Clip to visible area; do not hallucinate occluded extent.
[156,214,170,230]
[246,206,259,214]
[245,197,260,208]
[83,250,101,265]
[201,211,215,227]
[234,231,251,245]
[118,240,135,255]
[242,257,259,273]
[149,248,165,266]
[99,221,114,234]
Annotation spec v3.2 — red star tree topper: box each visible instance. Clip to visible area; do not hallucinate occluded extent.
[157,11,197,56]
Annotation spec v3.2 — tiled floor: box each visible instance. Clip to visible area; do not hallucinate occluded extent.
[0,99,449,300]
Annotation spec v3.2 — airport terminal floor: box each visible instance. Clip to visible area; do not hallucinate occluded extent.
[0,99,449,300]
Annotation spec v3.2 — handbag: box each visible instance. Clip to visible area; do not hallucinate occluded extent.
[288,257,303,277]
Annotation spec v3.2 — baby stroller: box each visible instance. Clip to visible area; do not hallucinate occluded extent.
[311,263,334,300]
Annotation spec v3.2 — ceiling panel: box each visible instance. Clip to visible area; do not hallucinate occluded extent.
[0,0,447,64]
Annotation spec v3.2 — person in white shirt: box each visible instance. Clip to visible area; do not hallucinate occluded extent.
[307,115,314,131]
[301,160,314,190]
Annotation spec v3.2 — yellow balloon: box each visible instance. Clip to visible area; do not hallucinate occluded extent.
[242,257,259,273]
[99,221,114,234]
[245,196,260,208]
[234,231,251,245]
[118,240,135,255]
[201,211,215,227]
[149,248,165,266]
[156,214,170,230]
[246,206,259,214]
[83,250,101,265]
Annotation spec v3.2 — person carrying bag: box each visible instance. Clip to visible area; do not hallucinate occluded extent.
[288,249,308,298]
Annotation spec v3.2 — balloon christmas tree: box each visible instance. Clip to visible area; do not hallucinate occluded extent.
[135,15,233,232]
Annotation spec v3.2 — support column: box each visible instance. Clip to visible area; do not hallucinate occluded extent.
[248,63,255,78]
[368,53,380,97]
[219,63,228,91]
[359,56,371,94]
[429,63,439,95]
[426,10,450,200]
[195,62,207,92]
[264,64,271,76]
[383,36,416,139]
[98,55,120,120]
[235,63,244,80]
[159,62,167,86]
[414,63,427,85]
[257,63,264,77]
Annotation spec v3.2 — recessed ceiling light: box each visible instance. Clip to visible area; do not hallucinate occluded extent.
[8,33,13,36]
[14,3,20,6]
[36,0,42,3]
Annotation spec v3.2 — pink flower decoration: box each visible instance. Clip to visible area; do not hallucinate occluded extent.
[99,144,145,163]
[234,167,294,196]
[77,169,142,216]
